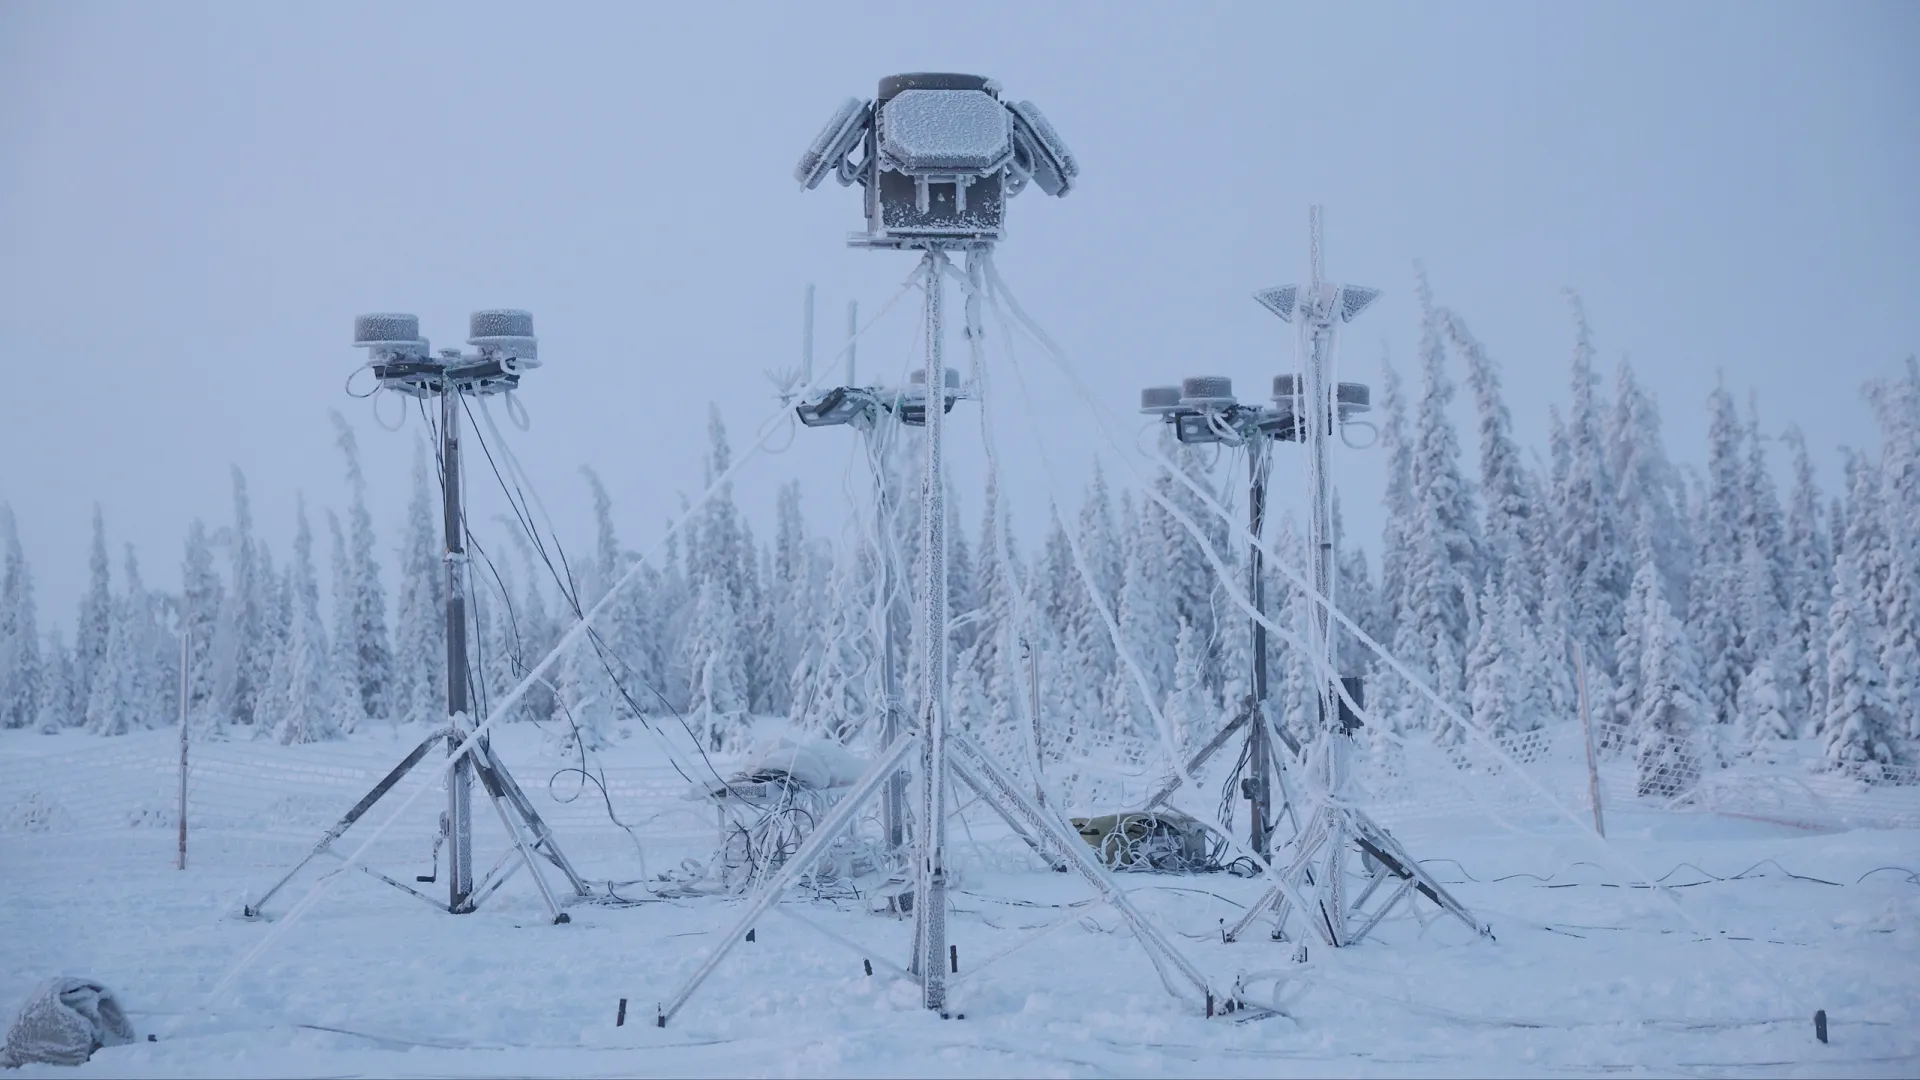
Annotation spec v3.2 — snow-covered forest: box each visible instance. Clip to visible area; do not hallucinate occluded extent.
[2,297,1915,790]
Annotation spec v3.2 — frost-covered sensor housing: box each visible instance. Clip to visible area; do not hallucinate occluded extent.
[796,72,1077,249]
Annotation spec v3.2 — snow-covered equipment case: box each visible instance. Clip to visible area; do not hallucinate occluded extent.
[1071,809,1212,873]
[0,978,134,1068]
[683,737,880,894]
[795,72,1077,248]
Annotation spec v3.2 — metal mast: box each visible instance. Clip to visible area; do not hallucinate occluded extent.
[913,247,953,1011]
[441,383,476,913]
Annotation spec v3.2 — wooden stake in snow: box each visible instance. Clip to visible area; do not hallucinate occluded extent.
[177,629,189,870]
[1574,642,1605,838]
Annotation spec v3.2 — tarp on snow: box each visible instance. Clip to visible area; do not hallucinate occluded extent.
[0,978,134,1068]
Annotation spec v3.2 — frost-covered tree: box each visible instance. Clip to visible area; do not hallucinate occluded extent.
[1688,379,1746,728]
[1781,427,1832,734]
[766,480,811,716]
[1443,306,1541,611]
[1632,566,1704,798]
[498,516,560,725]
[331,412,392,724]
[392,441,446,726]
[88,545,173,735]
[179,518,222,726]
[1466,577,1523,741]
[72,505,112,717]
[1399,278,1480,736]
[1822,549,1902,778]
[1868,359,1920,738]
[262,498,339,743]
[1608,360,1689,609]
[1376,351,1414,639]
[36,627,78,732]
[1555,294,1627,684]
[1614,511,1659,737]
[685,574,749,751]
[324,511,362,733]
[1739,656,1793,746]
[1164,617,1210,756]
[0,505,42,730]
[208,469,269,731]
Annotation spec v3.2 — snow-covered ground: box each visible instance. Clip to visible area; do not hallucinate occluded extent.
[3,725,1918,1078]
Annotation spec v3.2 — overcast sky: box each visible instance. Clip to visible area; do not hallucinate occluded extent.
[2,2,1915,624]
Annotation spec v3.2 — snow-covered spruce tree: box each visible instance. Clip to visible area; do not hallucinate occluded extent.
[264,498,339,744]
[1632,563,1705,798]
[685,574,749,751]
[1038,509,1098,746]
[554,634,613,751]
[1336,519,1380,680]
[1840,449,1892,636]
[0,504,42,730]
[1157,429,1228,700]
[679,408,752,750]
[1739,654,1793,747]
[1781,427,1833,735]
[578,465,656,729]
[1400,277,1480,740]
[1555,293,1628,686]
[324,511,362,734]
[1608,360,1690,610]
[1822,548,1903,778]
[391,441,446,726]
[256,544,290,727]
[179,518,222,726]
[499,515,560,724]
[1687,379,1746,729]
[36,627,78,732]
[1614,511,1658,739]
[767,480,810,717]
[1074,463,1122,674]
[1165,617,1210,758]
[1737,396,1790,659]
[479,539,530,725]
[1442,306,1542,613]
[88,545,172,735]
[1367,352,1417,734]
[967,469,1027,737]
[1868,359,1920,739]
[330,412,392,724]
[1467,572,1548,745]
[1113,479,1175,739]
[208,470,267,731]
[72,505,112,722]
[791,534,878,743]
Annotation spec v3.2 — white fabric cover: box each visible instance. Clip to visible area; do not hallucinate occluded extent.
[0,978,134,1068]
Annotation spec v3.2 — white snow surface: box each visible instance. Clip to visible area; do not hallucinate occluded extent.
[2,723,1918,1079]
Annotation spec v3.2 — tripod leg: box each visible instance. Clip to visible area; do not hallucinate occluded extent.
[474,754,569,924]
[952,758,1068,872]
[1345,878,1415,944]
[242,728,452,918]
[950,734,1214,1009]
[480,741,591,897]
[658,733,918,1027]
[1349,813,1488,937]
[1223,807,1332,944]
